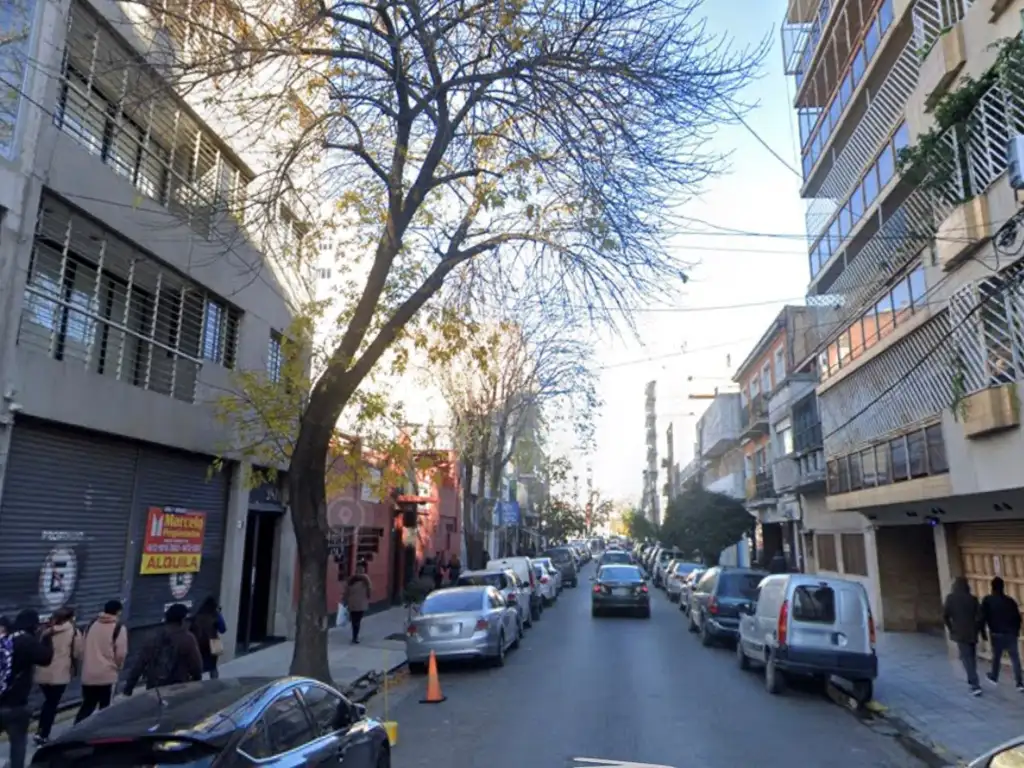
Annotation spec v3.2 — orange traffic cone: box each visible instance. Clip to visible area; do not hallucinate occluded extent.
[419,651,446,704]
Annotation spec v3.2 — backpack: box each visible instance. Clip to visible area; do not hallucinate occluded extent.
[148,634,178,687]
[0,634,13,698]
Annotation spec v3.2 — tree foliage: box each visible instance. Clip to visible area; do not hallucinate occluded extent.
[622,509,660,543]
[139,0,764,682]
[660,487,751,565]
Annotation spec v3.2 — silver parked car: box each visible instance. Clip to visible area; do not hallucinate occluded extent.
[533,557,563,593]
[406,586,521,672]
[456,569,531,630]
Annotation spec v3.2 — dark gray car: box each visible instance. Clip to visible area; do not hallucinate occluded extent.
[543,547,579,587]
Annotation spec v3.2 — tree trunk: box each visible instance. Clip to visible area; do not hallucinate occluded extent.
[460,461,481,569]
[286,419,334,684]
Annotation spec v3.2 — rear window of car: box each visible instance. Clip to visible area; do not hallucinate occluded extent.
[547,549,572,562]
[422,591,483,613]
[674,562,700,575]
[792,585,837,623]
[718,572,765,599]
[599,566,641,581]
[458,574,505,589]
[602,553,631,564]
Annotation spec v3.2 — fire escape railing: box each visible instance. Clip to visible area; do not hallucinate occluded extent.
[911,0,973,58]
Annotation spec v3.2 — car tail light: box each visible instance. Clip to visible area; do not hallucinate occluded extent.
[639,585,648,593]
[507,593,518,604]
[541,576,549,584]
[529,571,536,589]
[475,619,488,631]
[777,599,789,646]
[868,611,876,647]
[707,596,719,615]
[406,624,417,636]
[593,583,602,594]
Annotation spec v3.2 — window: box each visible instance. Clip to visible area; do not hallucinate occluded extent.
[863,163,879,204]
[761,361,772,393]
[907,430,927,477]
[892,277,912,323]
[909,266,926,307]
[423,591,485,614]
[877,144,895,187]
[841,534,869,577]
[718,572,762,599]
[816,534,838,571]
[860,448,877,487]
[874,444,890,485]
[750,377,760,398]
[268,332,283,383]
[265,692,316,755]
[239,718,273,760]
[317,267,332,280]
[875,293,894,338]
[201,298,238,366]
[925,424,947,472]
[299,684,343,737]
[890,436,908,481]
[792,585,836,623]
[894,122,910,155]
[458,573,506,589]
[849,452,863,490]
[779,425,794,456]
[838,330,852,364]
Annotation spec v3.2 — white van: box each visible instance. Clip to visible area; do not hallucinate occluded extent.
[736,574,877,703]
[487,557,541,623]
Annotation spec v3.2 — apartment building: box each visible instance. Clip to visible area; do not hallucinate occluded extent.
[662,421,677,507]
[0,0,314,658]
[642,380,660,525]
[783,0,1024,643]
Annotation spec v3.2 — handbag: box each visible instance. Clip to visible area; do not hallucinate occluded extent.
[208,635,224,657]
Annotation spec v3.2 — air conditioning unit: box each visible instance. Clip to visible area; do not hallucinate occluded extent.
[1007,135,1024,190]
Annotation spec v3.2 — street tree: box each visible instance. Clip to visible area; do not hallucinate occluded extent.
[540,498,587,543]
[157,0,765,681]
[660,487,751,565]
[622,509,660,543]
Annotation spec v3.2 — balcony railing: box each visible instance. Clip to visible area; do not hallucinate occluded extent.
[911,0,972,59]
[741,394,769,438]
[826,423,948,494]
[818,313,953,457]
[774,450,826,493]
[699,394,743,458]
[707,471,745,500]
[783,0,832,81]
[747,470,777,501]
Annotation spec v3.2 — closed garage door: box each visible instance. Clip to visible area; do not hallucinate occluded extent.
[0,420,136,619]
[128,447,230,626]
[957,521,1024,660]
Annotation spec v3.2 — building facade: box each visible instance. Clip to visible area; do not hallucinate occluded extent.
[642,380,660,525]
[784,0,1024,644]
[0,0,313,662]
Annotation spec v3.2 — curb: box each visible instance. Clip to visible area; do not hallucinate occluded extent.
[826,684,961,767]
[345,659,410,705]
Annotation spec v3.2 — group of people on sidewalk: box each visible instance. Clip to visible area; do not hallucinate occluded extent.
[0,596,227,768]
[944,575,1024,696]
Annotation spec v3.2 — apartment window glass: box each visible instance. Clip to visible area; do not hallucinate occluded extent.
[848,452,863,490]
[750,377,760,398]
[774,347,785,384]
[0,0,36,157]
[849,317,866,359]
[861,305,879,350]
[837,456,850,493]
[876,293,895,338]
[860,448,877,487]
[827,342,841,374]
[890,436,909,481]
[852,48,866,83]
[877,144,895,187]
[925,424,948,472]
[838,330,852,364]
[761,362,772,393]
[816,534,839,572]
[827,460,840,494]
[907,430,927,477]
[880,0,894,30]
[892,277,912,323]
[894,122,910,155]
[863,163,879,204]
[866,18,881,57]
[850,183,864,221]
[874,444,890,484]
[268,332,283,383]
[840,534,869,577]
[909,266,926,307]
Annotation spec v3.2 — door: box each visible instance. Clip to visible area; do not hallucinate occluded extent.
[238,511,280,652]
[297,682,373,766]
[957,522,1024,661]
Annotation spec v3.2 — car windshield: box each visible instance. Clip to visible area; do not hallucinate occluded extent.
[718,572,766,599]
[457,574,504,589]
[547,549,572,563]
[599,566,642,582]
[533,566,544,577]
[421,591,484,613]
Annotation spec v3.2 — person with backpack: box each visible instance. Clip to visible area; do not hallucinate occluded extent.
[190,597,226,680]
[0,609,54,768]
[75,600,128,723]
[33,606,82,745]
[123,603,202,695]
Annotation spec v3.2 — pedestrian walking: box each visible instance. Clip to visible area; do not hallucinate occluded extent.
[944,576,985,696]
[33,606,82,745]
[343,564,372,644]
[0,610,54,768]
[433,552,446,590]
[982,576,1024,691]
[123,603,202,695]
[448,554,462,584]
[76,599,127,723]
[190,597,226,680]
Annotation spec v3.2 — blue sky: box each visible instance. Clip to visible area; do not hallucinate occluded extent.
[575,0,812,503]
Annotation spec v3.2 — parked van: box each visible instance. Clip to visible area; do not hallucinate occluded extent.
[736,573,877,703]
[487,557,541,622]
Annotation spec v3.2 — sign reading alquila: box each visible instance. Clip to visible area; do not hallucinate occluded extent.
[140,507,207,575]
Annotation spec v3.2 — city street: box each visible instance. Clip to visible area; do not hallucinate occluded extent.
[388,566,927,768]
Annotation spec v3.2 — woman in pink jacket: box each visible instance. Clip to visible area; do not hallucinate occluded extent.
[74,600,127,723]
[33,606,82,745]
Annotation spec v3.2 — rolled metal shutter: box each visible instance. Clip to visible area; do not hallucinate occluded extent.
[127,448,230,626]
[0,420,137,619]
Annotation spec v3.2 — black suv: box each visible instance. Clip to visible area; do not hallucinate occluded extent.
[687,566,768,646]
[543,547,579,588]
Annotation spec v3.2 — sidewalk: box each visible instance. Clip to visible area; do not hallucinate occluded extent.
[0,606,408,763]
[871,631,1024,765]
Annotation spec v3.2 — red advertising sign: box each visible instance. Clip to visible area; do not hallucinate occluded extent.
[139,507,207,575]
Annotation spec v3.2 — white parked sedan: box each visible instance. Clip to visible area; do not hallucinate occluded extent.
[533,557,563,593]
[665,561,703,602]
[532,563,558,605]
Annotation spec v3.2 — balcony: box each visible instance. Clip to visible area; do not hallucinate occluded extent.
[774,450,827,494]
[698,393,742,458]
[741,394,770,439]
[707,471,745,501]
[768,376,817,425]
[746,470,778,505]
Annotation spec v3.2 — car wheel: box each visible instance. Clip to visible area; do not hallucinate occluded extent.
[687,610,698,633]
[571,579,578,588]
[852,680,873,706]
[376,743,391,768]
[700,617,714,647]
[641,607,651,619]
[765,653,786,695]
[592,606,601,618]
[511,621,522,649]
[408,662,427,675]
[736,640,750,671]
[493,632,506,667]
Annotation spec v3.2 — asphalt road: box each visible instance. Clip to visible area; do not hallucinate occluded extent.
[387,563,927,768]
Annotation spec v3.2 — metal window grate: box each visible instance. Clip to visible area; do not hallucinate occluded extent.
[267,331,283,382]
[18,196,241,403]
[55,1,253,238]
[0,0,37,157]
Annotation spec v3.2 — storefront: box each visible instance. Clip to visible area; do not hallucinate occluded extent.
[957,521,1024,660]
[0,418,230,624]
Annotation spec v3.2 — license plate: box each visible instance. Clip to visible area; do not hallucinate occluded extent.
[614,588,632,596]
[431,624,457,636]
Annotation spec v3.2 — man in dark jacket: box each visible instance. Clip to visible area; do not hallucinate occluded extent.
[944,576,985,696]
[982,576,1023,691]
[0,610,54,768]
[124,603,202,695]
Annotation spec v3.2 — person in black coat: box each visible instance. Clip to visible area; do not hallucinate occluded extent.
[0,609,54,768]
[944,577,985,695]
[982,576,1024,690]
